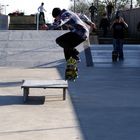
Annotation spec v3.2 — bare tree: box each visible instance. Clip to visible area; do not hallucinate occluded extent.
[136,0,140,7]
[69,0,90,15]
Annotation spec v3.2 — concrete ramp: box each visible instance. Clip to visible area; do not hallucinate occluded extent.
[0,30,68,68]
[0,30,67,41]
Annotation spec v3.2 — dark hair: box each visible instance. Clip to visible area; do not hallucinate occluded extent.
[116,15,120,19]
[52,8,61,18]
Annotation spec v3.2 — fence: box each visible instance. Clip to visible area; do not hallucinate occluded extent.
[121,8,140,38]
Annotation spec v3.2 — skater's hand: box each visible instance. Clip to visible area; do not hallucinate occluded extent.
[91,23,97,30]
[120,17,124,23]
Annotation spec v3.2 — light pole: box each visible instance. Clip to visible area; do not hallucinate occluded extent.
[96,0,99,23]
[1,4,9,15]
[130,0,133,9]
[0,4,2,14]
[70,0,79,13]
[74,0,76,12]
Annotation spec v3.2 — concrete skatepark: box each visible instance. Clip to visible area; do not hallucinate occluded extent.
[0,30,140,140]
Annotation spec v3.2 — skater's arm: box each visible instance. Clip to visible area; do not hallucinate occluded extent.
[79,14,96,30]
[120,17,128,28]
[43,7,47,12]
[50,19,62,30]
[37,6,40,12]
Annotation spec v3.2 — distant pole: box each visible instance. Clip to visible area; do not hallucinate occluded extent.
[0,4,1,14]
[37,13,39,30]
[115,0,117,11]
[96,0,99,23]
[130,0,133,9]
[71,0,79,13]
[1,4,9,15]
[74,0,76,12]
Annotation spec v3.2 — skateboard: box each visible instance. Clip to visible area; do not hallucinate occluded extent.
[65,57,78,81]
[112,51,118,62]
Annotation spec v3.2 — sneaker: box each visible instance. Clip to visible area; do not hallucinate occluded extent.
[119,57,124,61]
[73,49,79,55]
[73,55,81,62]
[112,51,118,62]
[119,53,124,61]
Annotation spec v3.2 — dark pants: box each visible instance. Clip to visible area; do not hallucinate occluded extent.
[91,13,95,22]
[56,32,85,60]
[102,27,108,37]
[113,38,124,59]
[107,12,112,21]
[39,12,45,23]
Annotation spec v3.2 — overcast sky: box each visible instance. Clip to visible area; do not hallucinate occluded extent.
[0,0,71,22]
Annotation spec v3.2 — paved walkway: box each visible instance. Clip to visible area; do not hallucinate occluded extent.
[0,30,140,140]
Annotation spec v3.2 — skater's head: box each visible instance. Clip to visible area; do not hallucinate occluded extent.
[52,8,61,18]
[116,15,120,19]
[115,15,124,23]
[114,15,121,22]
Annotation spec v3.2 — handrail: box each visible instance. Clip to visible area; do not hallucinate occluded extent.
[36,13,39,30]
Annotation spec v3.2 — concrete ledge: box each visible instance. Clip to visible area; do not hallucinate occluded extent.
[21,80,68,102]
[9,15,36,24]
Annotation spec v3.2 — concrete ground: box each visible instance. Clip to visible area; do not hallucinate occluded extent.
[0,30,140,140]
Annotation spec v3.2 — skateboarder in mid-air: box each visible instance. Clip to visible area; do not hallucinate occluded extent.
[51,8,96,80]
[51,7,96,62]
[52,8,95,81]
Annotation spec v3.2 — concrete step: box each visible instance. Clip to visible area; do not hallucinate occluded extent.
[98,37,140,44]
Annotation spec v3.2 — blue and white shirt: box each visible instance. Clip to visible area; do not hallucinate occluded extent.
[53,9,89,40]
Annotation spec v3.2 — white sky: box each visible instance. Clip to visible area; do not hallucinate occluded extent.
[0,0,71,22]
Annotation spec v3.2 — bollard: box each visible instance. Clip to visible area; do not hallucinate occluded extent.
[36,13,39,30]
[83,38,93,67]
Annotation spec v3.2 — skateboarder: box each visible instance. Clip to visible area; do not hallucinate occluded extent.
[38,2,47,23]
[89,3,97,22]
[99,12,110,37]
[51,8,96,61]
[110,16,128,61]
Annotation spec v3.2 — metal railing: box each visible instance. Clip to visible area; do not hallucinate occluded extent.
[36,13,39,30]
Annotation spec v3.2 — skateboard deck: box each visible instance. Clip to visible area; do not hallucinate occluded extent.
[112,51,118,62]
[65,57,78,81]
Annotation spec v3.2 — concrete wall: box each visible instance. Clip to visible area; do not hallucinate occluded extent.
[0,15,9,30]
[9,15,36,24]
[122,8,140,38]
